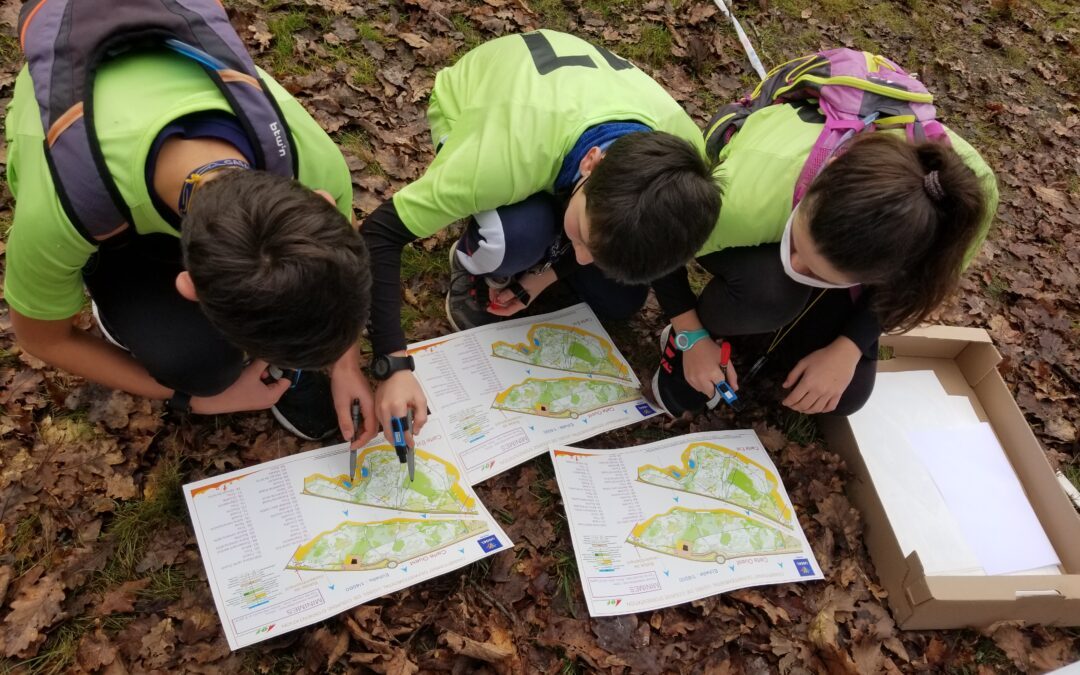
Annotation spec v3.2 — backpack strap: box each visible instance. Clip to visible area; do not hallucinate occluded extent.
[703,54,831,163]
[18,0,296,243]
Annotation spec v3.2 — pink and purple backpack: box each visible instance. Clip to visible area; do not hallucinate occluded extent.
[704,49,950,207]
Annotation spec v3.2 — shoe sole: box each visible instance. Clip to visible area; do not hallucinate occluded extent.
[653,325,675,417]
[271,404,336,442]
[446,245,464,333]
[445,293,464,333]
[92,301,129,351]
[650,367,675,418]
[654,324,723,416]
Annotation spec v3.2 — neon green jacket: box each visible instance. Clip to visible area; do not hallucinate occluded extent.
[4,50,352,320]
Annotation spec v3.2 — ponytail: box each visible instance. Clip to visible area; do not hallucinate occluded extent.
[802,133,986,332]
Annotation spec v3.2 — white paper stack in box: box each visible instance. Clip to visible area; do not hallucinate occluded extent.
[848,371,1059,577]
[820,326,1080,629]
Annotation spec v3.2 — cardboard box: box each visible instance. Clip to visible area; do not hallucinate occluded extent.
[820,325,1080,629]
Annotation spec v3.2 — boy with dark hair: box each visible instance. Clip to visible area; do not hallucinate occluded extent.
[7,3,377,444]
[362,30,720,443]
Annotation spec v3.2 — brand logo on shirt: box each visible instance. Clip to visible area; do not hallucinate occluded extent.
[270,122,287,157]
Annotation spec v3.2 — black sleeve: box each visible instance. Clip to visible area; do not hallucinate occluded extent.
[360,199,419,356]
[841,288,882,357]
[651,266,698,319]
[551,254,578,280]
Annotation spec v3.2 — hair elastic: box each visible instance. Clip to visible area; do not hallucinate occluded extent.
[178,158,252,215]
[923,170,945,203]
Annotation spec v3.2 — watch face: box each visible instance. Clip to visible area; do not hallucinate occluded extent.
[373,356,390,380]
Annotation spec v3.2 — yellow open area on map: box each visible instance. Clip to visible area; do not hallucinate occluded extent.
[492,377,640,419]
[302,446,476,514]
[288,518,488,572]
[637,442,792,524]
[628,507,802,564]
[491,323,631,381]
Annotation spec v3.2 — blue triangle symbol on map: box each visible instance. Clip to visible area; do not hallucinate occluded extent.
[342,510,349,517]
[729,564,735,572]
[529,426,535,431]
[673,496,679,503]
[401,566,409,573]
[328,584,335,590]
[459,548,465,554]
[526,369,531,374]
[663,570,669,577]
[778,562,784,568]
[422,514,428,518]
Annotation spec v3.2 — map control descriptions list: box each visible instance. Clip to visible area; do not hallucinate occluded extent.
[185,436,512,649]
[551,430,824,616]
[409,304,659,485]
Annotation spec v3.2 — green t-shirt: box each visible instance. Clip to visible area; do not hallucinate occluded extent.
[393,29,707,237]
[699,103,999,264]
[4,50,352,320]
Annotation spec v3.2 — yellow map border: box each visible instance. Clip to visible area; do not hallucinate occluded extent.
[303,445,476,514]
[491,376,640,419]
[491,323,632,382]
[637,442,793,524]
[627,506,802,563]
[287,518,488,571]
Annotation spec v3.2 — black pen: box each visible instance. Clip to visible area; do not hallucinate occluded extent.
[348,398,361,482]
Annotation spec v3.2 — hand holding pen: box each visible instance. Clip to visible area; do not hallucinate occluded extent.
[390,409,415,482]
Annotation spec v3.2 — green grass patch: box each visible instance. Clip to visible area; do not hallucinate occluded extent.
[101,454,186,581]
[780,409,819,445]
[0,212,14,241]
[240,650,306,675]
[356,21,388,44]
[552,549,579,614]
[1063,464,1080,492]
[622,24,673,69]
[984,274,1010,302]
[559,657,585,675]
[325,43,377,87]
[0,34,18,68]
[451,16,484,59]
[334,130,387,177]
[398,243,451,333]
[582,0,658,19]
[140,566,197,602]
[1,620,86,675]
[266,11,314,75]
[527,0,572,31]
[7,513,50,576]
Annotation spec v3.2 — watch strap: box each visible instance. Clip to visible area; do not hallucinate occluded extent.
[373,354,415,380]
[674,329,710,351]
[165,390,192,414]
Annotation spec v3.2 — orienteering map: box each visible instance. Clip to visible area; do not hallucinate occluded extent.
[551,430,822,616]
[185,428,510,650]
[409,304,658,485]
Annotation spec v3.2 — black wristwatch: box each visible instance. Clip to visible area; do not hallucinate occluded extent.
[371,354,415,381]
[165,390,192,415]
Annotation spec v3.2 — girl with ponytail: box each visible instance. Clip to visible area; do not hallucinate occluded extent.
[650,102,997,418]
